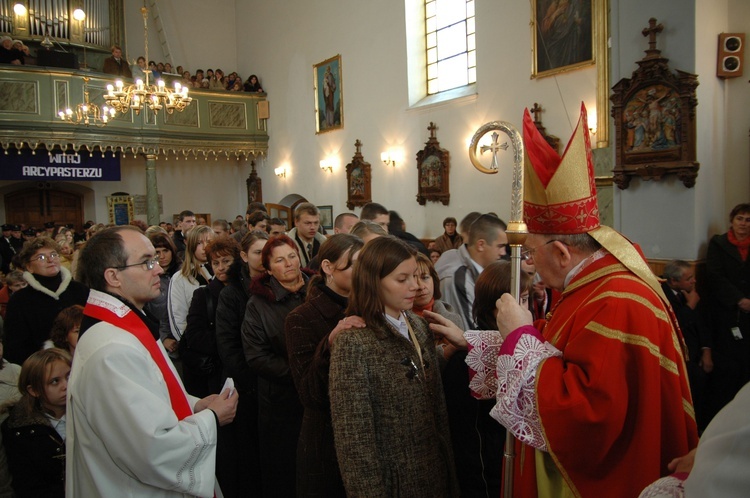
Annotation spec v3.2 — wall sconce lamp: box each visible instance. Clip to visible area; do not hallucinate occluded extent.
[13,3,27,15]
[588,108,597,136]
[381,150,403,167]
[73,8,86,21]
[274,166,287,178]
[319,159,333,173]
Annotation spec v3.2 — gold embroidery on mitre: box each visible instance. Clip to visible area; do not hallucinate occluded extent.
[523,104,599,234]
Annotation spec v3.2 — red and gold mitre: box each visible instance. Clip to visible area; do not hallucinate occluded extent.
[523,103,598,234]
[522,103,672,307]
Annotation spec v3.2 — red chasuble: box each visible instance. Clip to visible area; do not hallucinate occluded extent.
[514,253,699,498]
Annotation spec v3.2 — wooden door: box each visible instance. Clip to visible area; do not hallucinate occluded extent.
[265,203,292,230]
[5,189,83,231]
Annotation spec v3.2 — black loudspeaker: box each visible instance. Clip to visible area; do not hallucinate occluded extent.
[717,33,744,79]
[37,49,79,70]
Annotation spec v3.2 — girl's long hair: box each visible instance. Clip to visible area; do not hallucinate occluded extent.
[180,225,214,281]
[16,348,72,418]
[307,233,364,297]
[148,232,181,276]
[347,236,416,330]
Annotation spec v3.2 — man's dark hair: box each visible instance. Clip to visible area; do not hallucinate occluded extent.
[459,212,482,234]
[248,211,271,227]
[76,226,138,291]
[360,202,389,221]
[269,217,286,228]
[179,210,195,222]
[468,214,506,246]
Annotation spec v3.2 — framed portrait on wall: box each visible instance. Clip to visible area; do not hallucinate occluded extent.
[531,0,594,78]
[317,205,333,230]
[314,55,344,134]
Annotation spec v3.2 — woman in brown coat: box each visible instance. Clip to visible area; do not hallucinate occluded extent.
[285,233,364,497]
[329,236,459,498]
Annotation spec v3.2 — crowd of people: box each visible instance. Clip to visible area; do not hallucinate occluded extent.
[1,40,266,95]
[0,118,746,496]
[103,45,265,93]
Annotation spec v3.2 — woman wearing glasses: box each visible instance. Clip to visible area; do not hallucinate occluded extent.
[4,238,89,365]
[329,236,459,497]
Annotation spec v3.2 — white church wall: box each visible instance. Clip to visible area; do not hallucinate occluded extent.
[232,0,597,239]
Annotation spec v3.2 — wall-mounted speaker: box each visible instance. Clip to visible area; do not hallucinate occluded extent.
[717,33,744,79]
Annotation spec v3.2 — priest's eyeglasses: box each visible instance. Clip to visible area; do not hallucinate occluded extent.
[114,257,161,271]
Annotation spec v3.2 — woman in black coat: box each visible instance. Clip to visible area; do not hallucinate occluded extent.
[705,202,750,418]
[285,234,364,497]
[242,235,312,498]
[182,237,241,397]
[4,238,88,365]
[215,230,268,498]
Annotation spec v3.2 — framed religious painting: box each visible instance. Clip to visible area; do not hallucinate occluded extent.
[345,139,372,210]
[313,54,344,134]
[246,160,262,204]
[107,194,134,226]
[610,18,699,189]
[531,0,594,78]
[416,122,450,206]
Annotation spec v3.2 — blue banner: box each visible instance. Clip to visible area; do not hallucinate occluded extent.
[0,149,121,181]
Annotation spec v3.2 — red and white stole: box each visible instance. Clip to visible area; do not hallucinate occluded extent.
[83,294,192,421]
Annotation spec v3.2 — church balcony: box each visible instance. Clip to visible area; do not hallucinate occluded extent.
[0,64,269,159]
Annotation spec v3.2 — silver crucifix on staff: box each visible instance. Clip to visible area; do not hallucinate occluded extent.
[468,120,528,498]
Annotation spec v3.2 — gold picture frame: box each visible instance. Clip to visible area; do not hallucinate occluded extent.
[313,54,344,134]
[531,0,595,78]
[107,195,134,226]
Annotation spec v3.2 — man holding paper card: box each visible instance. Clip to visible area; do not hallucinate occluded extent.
[67,226,237,497]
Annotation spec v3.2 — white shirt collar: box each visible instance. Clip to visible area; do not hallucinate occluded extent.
[384,312,410,341]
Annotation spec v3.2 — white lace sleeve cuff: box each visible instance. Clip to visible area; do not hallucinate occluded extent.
[489,330,561,451]
[464,330,504,400]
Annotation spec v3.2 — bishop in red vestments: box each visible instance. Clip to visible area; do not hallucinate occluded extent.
[451,104,698,498]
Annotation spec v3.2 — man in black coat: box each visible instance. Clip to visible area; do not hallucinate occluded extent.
[0,224,15,274]
[662,260,713,430]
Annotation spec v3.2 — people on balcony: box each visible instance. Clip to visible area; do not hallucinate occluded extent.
[102,45,132,78]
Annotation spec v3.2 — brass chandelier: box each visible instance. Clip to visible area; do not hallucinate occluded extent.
[103,6,192,116]
[59,76,115,127]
